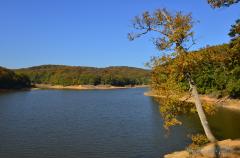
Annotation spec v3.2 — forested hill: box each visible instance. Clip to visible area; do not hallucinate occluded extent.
[0,67,31,89]
[15,65,150,86]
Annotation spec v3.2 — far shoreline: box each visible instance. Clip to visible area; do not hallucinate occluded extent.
[32,84,149,90]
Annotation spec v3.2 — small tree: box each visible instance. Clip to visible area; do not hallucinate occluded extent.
[128,9,217,142]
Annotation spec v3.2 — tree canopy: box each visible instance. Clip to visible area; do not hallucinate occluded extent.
[128,9,194,53]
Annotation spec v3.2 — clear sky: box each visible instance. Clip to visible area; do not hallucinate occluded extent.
[0,0,239,69]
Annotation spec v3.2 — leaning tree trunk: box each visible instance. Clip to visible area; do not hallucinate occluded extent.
[177,47,216,142]
[187,75,217,143]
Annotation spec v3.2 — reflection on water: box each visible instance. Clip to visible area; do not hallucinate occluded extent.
[0,88,239,158]
[209,107,240,139]
[177,106,240,140]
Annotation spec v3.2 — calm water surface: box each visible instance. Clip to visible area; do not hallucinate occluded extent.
[0,88,239,158]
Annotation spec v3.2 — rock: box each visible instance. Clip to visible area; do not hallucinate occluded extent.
[164,139,240,158]
[164,151,189,158]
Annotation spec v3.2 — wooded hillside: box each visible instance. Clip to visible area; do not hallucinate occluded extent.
[15,65,150,86]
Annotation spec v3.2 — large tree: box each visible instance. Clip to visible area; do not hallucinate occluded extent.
[129,9,217,142]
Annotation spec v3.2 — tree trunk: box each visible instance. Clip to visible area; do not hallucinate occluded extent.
[189,81,217,143]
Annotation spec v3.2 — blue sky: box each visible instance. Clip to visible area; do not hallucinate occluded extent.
[0,0,239,69]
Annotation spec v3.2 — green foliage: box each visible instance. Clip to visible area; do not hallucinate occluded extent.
[15,65,150,86]
[0,67,31,89]
[151,42,240,98]
[191,43,240,98]
[226,78,240,98]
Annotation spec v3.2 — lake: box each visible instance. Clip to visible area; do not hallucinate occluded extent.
[0,88,240,158]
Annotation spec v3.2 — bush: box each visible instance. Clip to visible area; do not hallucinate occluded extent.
[227,79,240,98]
[188,134,210,150]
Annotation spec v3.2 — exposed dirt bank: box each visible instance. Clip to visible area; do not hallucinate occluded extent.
[164,139,240,158]
[33,84,149,90]
[144,91,240,111]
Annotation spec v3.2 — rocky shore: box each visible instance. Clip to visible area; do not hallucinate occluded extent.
[164,139,240,158]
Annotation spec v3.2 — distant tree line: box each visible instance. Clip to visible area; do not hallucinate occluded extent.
[0,67,31,89]
[15,65,150,86]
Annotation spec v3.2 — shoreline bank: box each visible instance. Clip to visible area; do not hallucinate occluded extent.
[164,139,240,158]
[33,84,149,90]
[144,91,240,111]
